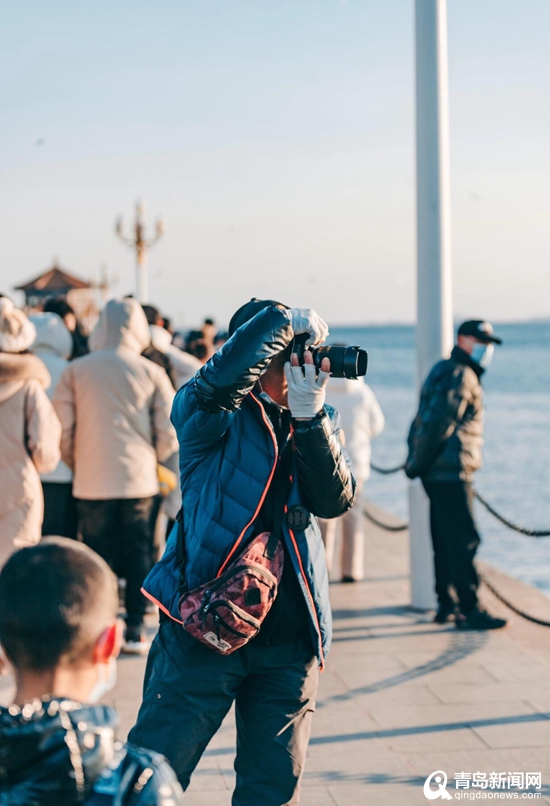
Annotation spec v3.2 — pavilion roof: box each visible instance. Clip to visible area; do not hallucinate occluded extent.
[15,264,91,294]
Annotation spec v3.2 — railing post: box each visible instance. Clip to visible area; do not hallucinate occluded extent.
[410,0,454,610]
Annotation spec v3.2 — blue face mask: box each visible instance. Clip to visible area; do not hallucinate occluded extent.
[470,342,494,369]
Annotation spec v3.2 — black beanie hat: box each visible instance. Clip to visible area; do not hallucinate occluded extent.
[228,298,288,337]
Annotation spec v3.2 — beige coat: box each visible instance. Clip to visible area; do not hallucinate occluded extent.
[53,299,178,501]
[0,353,61,565]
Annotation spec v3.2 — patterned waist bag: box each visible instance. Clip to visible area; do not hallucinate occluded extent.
[177,449,292,655]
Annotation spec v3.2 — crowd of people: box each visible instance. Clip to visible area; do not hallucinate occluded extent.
[0,292,504,803]
[0,295,225,654]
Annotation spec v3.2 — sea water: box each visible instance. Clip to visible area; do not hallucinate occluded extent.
[330,322,550,595]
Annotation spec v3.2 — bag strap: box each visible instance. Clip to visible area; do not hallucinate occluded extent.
[175,508,184,565]
[175,442,294,575]
[175,508,187,594]
[264,444,294,560]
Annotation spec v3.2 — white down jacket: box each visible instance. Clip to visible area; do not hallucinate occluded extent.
[53,299,178,500]
[149,325,202,389]
[0,353,61,564]
[324,377,385,480]
[30,312,73,484]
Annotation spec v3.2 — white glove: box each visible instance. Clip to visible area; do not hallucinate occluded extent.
[288,308,329,347]
[285,360,330,419]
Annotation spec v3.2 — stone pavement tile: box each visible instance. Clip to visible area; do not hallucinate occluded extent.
[387,727,484,752]
[472,717,550,749]
[303,748,414,787]
[186,761,228,791]
[319,674,442,709]
[328,653,407,677]
[307,725,390,758]
[481,661,550,682]
[403,746,550,777]
[218,756,237,790]
[333,666,437,697]
[428,682,550,704]
[328,780,427,805]
[337,631,460,656]
[316,669,350,697]
[395,653,498,683]
[370,700,542,729]
[524,649,550,667]
[368,701,539,752]
[185,792,231,806]
[526,697,550,717]
[468,646,548,662]
[298,787,337,805]
[349,685,442,707]
[311,707,381,737]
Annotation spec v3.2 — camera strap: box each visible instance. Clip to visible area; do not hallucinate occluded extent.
[264,444,293,559]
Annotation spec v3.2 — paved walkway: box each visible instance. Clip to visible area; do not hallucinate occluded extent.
[2,505,550,804]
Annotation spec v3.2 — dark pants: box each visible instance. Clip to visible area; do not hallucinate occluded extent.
[76,497,156,628]
[42,482,78,539]
[422,480,480,613]
[129,619,318,805]
[149,494,163,566]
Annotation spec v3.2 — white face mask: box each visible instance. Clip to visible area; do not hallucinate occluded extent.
[258,386,289,410]
[87,658,117,704]
[470,342,494,369]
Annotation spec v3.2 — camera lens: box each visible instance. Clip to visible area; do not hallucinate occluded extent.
[312,345,368,379]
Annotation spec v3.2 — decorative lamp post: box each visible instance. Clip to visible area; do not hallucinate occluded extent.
[115,200,165,302]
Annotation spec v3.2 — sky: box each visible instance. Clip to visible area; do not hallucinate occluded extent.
[1,0,549,328]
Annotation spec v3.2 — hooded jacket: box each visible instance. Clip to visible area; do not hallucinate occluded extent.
[143,304,356,665]
[0,353,61,565]
[149,325,202,390]
[147,326,203,520]
[0,698,185,805]
[405,346,485,482]
[30,313,73,484]
[53,299,178,501]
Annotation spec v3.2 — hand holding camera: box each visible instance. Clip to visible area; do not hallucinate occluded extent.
[285,351,331,420]
[288,307,368,380]
[288,308,330,347]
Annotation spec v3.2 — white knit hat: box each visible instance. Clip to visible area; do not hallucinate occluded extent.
[0,298,37,353]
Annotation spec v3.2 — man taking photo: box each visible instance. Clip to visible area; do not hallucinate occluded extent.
[130,299,356,804]
[405,320,506,630]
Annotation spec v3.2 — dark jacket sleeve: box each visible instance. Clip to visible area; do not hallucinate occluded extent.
[292,406,356,519]
[405,363,471,479]
[194,304,293,412]
[171,304,293,460]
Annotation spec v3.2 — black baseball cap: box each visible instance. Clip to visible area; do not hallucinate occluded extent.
[458,320,502,345]
[228,298,289,337]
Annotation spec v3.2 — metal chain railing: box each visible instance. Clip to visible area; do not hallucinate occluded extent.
[362,504,408,532]
[473,491,550,537]
[480,573,550,628]
[369,462,405,475]
[367,461,550,626]
[369,462,550,537]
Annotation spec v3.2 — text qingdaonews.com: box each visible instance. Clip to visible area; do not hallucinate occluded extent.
[454,793,542,800]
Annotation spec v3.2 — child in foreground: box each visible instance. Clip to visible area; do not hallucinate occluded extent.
[0,538,185,805]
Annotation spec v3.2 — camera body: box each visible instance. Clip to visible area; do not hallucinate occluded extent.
[293,334,368,379]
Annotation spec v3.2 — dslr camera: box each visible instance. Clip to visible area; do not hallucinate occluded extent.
[293,334,368,380]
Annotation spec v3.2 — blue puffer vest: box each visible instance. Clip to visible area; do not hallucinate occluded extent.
[143,386,333,666]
